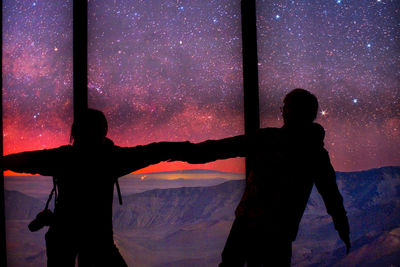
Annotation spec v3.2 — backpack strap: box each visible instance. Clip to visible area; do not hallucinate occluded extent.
[45,177,58,210]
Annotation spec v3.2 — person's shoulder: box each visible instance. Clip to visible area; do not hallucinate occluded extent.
[308,123,325,142]
[298,123,326,149]
[108,139,138,153]
[257,127,280,136]
[104,138,115,147]
[280,123,326,147]
[48,145,73,153]
[105,138,132,157]
[252,127,281,145]
[310,122,325,134]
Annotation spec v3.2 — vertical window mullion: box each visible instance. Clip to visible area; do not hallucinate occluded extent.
[73,0,88,121]
[0,2,7,266]
[241,0,260,180]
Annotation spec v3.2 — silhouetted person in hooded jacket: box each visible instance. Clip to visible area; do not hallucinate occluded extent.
[177,89,350,266]
[1,109,191,267]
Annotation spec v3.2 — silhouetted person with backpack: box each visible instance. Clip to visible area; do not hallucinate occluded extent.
[177,89,351,266]
[1,108,191,267]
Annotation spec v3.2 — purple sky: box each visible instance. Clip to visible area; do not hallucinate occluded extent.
[2,0,399,173]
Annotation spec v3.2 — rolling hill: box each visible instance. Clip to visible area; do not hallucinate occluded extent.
[5,166,400,266]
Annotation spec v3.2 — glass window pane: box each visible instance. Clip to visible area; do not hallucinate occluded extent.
[257,0,399,171]
[88,0,244,265]
[257,0,400,265]
[2,0,73,265]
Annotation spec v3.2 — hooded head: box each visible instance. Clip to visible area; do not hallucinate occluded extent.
[282,88,318,126]
[70,109,108,148]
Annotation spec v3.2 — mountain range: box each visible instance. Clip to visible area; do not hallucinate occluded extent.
[5,166,400,266]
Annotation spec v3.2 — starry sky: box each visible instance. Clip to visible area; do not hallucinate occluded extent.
[2,0,73,154]
[256,0,400,171]
[2,0,399,174]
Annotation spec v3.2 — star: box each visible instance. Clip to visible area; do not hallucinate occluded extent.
[2,0,399,175]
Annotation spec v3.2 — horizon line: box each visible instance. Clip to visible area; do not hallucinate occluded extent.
[4,165,399,178]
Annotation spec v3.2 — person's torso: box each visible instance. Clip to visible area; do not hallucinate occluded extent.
[238,125,324,239]
[50,144,121,237]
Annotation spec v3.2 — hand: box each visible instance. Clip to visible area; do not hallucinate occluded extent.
[339,231,351,254]
[345,240,351,254]
[168,142,212,164]
[167,141,196,162]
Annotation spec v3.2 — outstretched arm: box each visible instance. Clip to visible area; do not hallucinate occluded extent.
[315,149,351,254]
[0,148,61,176]
[112,141,194,177]
[112,135,249,177]
[173,134,249,164]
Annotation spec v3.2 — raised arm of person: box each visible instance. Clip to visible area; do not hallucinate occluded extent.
[314,148,351,254]
[0,147,65,176]
[173,134,250,165]
[111,141,195,177]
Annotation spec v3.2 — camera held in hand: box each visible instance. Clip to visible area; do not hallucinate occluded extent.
[28,209,54,232]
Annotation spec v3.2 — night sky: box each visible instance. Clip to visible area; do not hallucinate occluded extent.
[2,0,399,174]
[257,0,400,171]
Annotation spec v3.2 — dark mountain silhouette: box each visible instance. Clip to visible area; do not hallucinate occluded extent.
[117,177,230,194]
[112,179,244,229]
[5,190,45,220]
[5,172,240,197]
[331,227,400,267]
[5,166,400,266]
